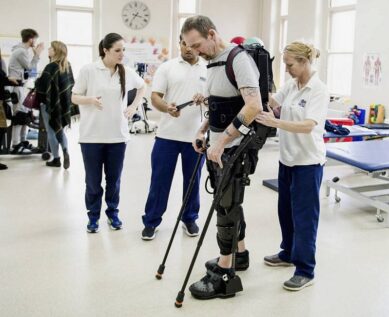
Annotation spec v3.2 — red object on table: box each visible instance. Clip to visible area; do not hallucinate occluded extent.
[324,118,354,143]
[328,118,354,126]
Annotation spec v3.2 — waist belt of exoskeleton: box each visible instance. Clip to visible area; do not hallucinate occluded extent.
[208,95,245,132]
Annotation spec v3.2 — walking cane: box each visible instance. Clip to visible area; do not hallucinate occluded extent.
[155,140,204,280]
[175,130,255,308]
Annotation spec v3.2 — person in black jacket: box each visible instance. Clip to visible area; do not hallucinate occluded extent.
[0,49,20,170]
[35,41,74,169]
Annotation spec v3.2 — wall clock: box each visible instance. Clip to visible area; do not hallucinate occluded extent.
[122,1,151,30]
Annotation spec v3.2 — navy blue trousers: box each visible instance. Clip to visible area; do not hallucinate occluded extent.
[80,143,126,221]
[277,162,323,279]
[142,137,204,228]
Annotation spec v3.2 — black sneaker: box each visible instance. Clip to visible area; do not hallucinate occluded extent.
[107,215,123,230]
[141,227,158,240]
[0,163,8,170]
[189,265,242,300]
[63,149,70,170]
[264,254,294,267]
[11,142,32,155]
[20,141,31,149]
[205,250,249,271]
[182,222,199,237]
[283,275,314,291]
[87,219,99,233]
[46,158,61,167]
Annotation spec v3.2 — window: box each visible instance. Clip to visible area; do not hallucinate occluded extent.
[54,0,95,77]
[280,0,289,16]
[327,1,357,95]
[173,0,198,56]
[179,0,196,14]
[279,0,289,86]
[56,0,93,7]
[178,0,197,37]
[331,0,357,7]
[57,11,93,45]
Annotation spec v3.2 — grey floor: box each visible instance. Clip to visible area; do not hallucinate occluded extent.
[1,125,388,317]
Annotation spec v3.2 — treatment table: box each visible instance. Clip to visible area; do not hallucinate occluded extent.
[263,127,385,192]
[325,140,389,226]
[324,125,377,140]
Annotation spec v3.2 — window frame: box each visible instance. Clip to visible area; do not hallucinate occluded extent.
[330,0,357,8]
[278,1,288,87]
[55,0,94,8]
[273,0,289,87]
[171,0,200,57]
[326,2,357,96]
[51,0,100,71]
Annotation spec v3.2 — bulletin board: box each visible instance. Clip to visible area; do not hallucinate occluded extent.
[0,35,20,68]
[123,37,169,86]
[0,35,20,56]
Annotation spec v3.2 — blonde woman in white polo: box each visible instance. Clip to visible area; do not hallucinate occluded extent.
[257,41,328,291]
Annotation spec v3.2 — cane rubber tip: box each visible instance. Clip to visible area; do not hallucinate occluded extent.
[175,291,184,307]
[155,273,162,280]
[175,301,183,308]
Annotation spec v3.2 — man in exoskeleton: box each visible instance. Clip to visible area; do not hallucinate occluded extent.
[182,15,265,300]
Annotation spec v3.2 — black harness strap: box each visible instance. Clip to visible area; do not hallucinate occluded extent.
[224,45,246,89]
[207,61,226,68]
[206,46,246,90]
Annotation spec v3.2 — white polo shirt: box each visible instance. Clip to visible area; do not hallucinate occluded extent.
[273,72,329,167]
[152,56,207,143]
[72,59,144,143]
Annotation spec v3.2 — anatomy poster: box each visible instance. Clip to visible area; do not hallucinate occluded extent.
[363,53,382,87]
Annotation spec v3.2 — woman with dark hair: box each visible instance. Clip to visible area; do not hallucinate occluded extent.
[35,41,74,168]
[0,48,20,170]
[72,33,145,233]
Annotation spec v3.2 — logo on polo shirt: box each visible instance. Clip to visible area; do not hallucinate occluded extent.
[298,99,307,108]
[200,76,206,82]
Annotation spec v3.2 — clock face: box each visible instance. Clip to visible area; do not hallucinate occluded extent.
[122,1,151,30]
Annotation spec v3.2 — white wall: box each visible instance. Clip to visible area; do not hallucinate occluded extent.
[260,0,281,85]
[0,0,264,67]
[2,0,387,118]
[0,0,51,38]
[259,0,329,87]
[284,0,389,118]
[200,0,262,42]
[351,0,389,116]
[0,0,52,69]
[101,0,172,49]
[284,0,328,81]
